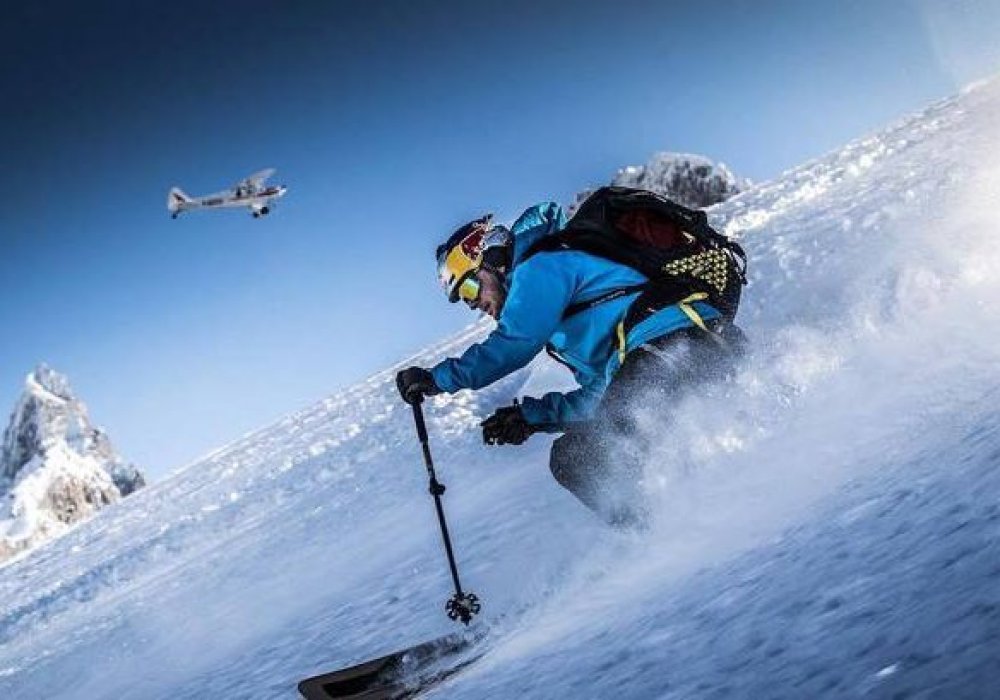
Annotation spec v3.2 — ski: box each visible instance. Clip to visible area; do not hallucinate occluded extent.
[297,629,486,699]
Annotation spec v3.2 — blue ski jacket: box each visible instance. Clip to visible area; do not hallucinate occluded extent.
[430,202,720,430]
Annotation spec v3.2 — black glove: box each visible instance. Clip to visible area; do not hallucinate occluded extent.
[481,403,535,446]
[396,366,440,405]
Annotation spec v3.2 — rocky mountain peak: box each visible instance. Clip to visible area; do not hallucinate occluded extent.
[29,363,75,402]
[570,151,747,214]
[0,366,145,562]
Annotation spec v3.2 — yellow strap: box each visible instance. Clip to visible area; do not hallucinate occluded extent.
[616,320,627,365]
[617,292,710,366]
[677,292,710,333]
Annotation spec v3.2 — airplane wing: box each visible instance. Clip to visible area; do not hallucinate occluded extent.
[235,168,276,193]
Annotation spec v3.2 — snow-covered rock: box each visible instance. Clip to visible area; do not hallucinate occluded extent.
[571,151,747,213]
[0,365,144,562]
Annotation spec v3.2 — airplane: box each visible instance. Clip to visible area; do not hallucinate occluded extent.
[167,168,287,219]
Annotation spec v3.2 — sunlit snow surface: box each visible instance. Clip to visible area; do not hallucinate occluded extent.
[2,81,1000,699]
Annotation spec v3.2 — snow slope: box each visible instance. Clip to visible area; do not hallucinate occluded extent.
[1,79,999,699]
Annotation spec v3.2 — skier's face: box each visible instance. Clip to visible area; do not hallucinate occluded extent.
[466,268,505,319]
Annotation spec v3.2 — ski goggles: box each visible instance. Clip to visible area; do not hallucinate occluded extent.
[439,253,484,304]
[437,217,508,303]
[454,272,482,304]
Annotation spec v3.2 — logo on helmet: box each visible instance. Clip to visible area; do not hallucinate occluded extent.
[459,227,488,261]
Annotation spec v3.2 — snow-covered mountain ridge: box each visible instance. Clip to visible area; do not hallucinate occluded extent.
[0,79,998,699]
[0,366,144,564]
[570,151,745,212]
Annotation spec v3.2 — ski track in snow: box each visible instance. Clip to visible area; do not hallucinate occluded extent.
[1,80,999,699]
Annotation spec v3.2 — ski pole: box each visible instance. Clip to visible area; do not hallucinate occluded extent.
[410,398,481,625]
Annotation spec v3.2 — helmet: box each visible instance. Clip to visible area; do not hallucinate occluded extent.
[436,214,511,303]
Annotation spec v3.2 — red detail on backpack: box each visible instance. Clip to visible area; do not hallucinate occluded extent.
[615,210,690,251]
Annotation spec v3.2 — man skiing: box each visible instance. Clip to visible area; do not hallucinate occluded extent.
[396,192,745,528]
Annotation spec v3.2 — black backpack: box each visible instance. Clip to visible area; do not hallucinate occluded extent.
[524,186,748,323]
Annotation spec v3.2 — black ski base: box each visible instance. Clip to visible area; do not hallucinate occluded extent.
[297,631,484,699]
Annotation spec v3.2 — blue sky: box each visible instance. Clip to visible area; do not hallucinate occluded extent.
[1,0,997,478]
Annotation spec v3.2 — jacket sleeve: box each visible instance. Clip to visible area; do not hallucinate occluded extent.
[431,254,576,393]
[519,373,606,430]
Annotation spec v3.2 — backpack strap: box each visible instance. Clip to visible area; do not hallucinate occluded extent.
[521,238,648,321]
[521,231,574,260]
[561,284,648,321]
[615,292,733,364]
[544,343,575,371]
[676,292,711,332]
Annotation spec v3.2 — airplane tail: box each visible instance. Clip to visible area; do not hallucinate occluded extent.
[167,187,192,214]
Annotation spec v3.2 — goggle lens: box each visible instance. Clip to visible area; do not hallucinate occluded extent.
[456,274,481,304]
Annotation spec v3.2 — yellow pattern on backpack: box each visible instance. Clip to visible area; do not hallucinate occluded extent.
[661,249,730,294]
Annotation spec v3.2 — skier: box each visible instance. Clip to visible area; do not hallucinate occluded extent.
[396,196,745,528]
